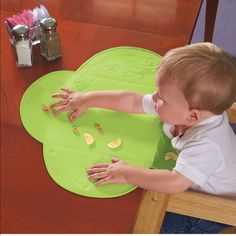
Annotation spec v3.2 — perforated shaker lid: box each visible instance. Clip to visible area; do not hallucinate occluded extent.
[12,24,30,40]
[40,17,57,31]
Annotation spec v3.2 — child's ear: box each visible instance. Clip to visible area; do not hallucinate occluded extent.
[186,109,201,124]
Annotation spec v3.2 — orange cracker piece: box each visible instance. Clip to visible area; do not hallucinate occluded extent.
[94,122,100,128]
[164,152,178,161]
[97,127,104,135]
[94,122,104,135]
[41,104,51,112]
[72,126,79,134]
[107,138,122,149]
[83,133,94,145]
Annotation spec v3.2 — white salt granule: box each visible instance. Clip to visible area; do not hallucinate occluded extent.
[15,40,32,66]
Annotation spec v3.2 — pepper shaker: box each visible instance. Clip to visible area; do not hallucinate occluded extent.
[12,25,33,67]
[40,17,61,61]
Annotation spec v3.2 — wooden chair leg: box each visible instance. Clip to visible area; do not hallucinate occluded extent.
[219,226,236,234]
[133,191,170,234]
[227,103,236,123]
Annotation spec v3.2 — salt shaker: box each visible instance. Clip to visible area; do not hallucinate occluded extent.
[40,17,61,61]
[12,25,33,67]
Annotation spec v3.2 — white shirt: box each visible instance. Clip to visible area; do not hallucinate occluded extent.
[142,94,236,198]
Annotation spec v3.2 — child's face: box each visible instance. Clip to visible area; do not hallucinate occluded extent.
[152,77,190,125]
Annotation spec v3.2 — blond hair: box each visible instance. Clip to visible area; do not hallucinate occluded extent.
[157,43,236,114]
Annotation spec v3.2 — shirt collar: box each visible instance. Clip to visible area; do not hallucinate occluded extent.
[171,113,225,150]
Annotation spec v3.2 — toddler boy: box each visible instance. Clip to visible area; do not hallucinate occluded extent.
[51,43,236,233]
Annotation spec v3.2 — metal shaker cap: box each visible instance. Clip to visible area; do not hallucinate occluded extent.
[40,17,57,32]
[12,24,30,40]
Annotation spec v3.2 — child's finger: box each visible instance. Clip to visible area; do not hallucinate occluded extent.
[95,177,111,186]
[50,100,68,108]
[61,87,73,94]
[111,157,120,163]
[51,93,69,99]
[69,109,83,121]
[86,167,108,175]
[87,172,107,180]
[53,105,70,115]
[90,163,110,169]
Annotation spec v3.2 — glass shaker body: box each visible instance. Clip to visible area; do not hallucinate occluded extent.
[40,18,61,61]
[12,25,33,67]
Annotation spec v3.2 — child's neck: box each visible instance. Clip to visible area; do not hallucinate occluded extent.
[174,125,188,137]
[175,110,216,137]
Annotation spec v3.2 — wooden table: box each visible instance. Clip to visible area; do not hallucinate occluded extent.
[1,0,202,233]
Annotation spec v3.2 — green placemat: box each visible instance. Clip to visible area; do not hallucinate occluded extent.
[152,125,177,170]
[44,110,163,198]
[20,46,175,198]
[72,46,161,93]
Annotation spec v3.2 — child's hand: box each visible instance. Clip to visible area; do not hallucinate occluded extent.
[50,87,88,121]
[87,158,130,186]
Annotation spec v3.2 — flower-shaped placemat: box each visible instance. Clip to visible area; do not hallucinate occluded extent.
[20,46,174,198]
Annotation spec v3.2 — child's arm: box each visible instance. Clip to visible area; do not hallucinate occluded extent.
[50,87,145,121]
[87,158,193,194]
[85,90,145,113]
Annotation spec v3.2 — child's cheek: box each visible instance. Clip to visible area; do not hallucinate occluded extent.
[156,100,164,113]
[156,104,163,117]
[156,103,169,122]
